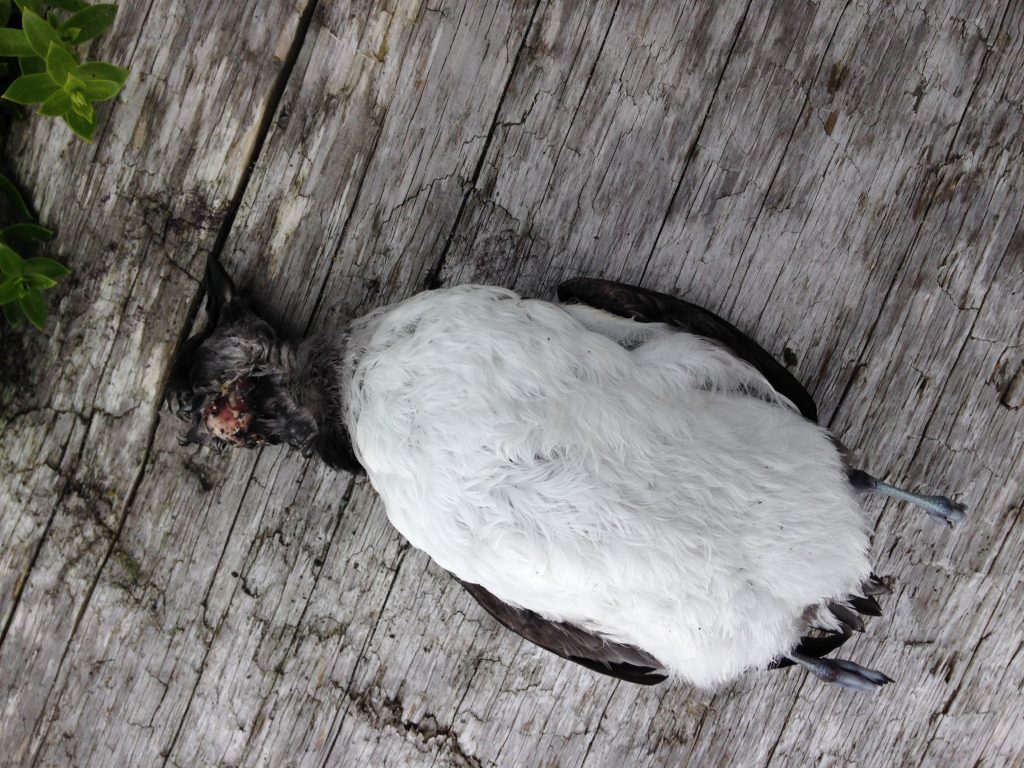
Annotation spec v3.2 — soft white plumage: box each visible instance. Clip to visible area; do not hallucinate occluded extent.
[343,285,871,688]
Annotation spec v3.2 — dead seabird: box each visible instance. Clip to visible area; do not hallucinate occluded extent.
[168,256,965,691]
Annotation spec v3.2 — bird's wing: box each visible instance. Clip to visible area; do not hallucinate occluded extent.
[456,578,668,685]
[557,278,818,422]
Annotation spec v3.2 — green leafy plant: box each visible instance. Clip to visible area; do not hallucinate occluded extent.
[0,0,127,140]
[0,2,126,330]
[0,171,68,330]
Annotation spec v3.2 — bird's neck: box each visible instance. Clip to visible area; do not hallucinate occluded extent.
[281,331,362,473]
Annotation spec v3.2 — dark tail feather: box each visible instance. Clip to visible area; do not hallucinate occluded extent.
[770,585,887,672]
[769,627,853,669]
[848,595,883,617]
[829,602,866,633]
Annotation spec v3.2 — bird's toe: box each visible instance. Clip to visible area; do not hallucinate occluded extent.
[829,658,895,691]
[923,495,967,526]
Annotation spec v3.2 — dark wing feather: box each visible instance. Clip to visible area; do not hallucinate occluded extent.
[557,278,818,421]
[456,578,668,686]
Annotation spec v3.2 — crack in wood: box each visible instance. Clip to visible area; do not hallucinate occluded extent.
[423,0,546,291]
[578,680,620,767]
[233,477,356,767]
[318,542,413,768]
[534,0,623,224]
[724,0,855,323]
[0,414,91,651]
[637,0,754,288]
[825,0,1015,430]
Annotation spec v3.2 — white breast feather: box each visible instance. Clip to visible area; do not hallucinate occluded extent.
[346,286,871,688]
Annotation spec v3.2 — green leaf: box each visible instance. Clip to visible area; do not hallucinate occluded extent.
[21,8,66,58]
[62,106,95,140]
[19,55,46,75]
[62,4,117,43]
[0,244,24,275]
[46,0,88,11]
[77,61,129,87]
[37,87,70,115]
[0,276,19,305]
[0,0,11,27]
[19,288,46,329]
[24,272,57,289]
[3,297,24,326]
[0,173,32,221]
[2,72,59,104]
[24,257,69,278]
[2,223,54,242]
[82,77,121,101]
[68,87,94,120]
[46,41,77,85]
[0,27,34,58]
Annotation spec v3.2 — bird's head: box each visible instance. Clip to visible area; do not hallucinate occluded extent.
[167,256,318,453]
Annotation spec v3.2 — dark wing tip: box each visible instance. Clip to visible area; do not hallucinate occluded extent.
[568,656,668,686]
[457,578,668,686]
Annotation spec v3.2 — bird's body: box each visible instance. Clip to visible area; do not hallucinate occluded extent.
[345,286,870,687]
[170,260,965,690]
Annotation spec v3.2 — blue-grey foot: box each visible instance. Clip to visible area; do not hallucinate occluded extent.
[788,651,894,691]
[848,469,967,527]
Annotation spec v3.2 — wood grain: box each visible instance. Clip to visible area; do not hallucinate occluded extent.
[1,0,1020,765]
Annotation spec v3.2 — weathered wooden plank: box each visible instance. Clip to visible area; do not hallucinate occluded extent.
[0,0,316,763]
[578,0,1023,765]
[171,2,546,764]
[225,0,542,328]
[0,0,1020,765]
[437,0,752,294]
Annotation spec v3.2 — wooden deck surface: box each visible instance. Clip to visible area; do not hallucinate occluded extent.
[1,1,1022,765]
